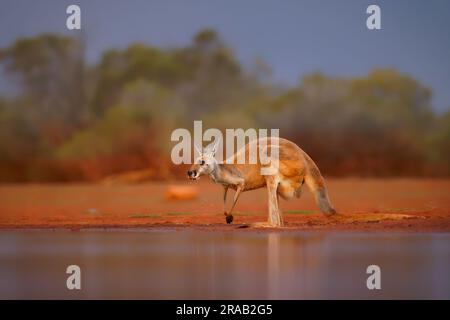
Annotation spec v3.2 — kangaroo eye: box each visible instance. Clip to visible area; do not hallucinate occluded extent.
[200,160,205,165]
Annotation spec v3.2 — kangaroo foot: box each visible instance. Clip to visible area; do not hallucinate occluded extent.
[225,214,234,224]
[249,221,279,228]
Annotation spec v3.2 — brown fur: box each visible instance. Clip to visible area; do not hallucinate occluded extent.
[188,137,336,227]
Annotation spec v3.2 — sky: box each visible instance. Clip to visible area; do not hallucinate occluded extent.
[1,0,449,112]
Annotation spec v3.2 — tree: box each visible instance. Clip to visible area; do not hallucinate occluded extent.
[0,34,87,145]
[92,44,187,115]
[57,80,186,180]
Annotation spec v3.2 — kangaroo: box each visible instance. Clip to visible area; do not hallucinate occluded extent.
[187,137,336,227]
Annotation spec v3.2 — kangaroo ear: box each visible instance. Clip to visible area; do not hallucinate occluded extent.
[211,136,221,156]
[194,144,202,156]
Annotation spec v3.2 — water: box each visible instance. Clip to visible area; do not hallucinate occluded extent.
[0,230,449,299]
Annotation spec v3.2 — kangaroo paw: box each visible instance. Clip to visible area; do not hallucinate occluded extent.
[225,214,234,224]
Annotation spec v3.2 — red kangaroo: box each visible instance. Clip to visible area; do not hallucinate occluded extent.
[187,137,336,227]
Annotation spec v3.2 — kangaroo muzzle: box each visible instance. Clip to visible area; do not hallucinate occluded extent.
[187,170,198,180]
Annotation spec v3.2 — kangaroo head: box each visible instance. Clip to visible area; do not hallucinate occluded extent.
[187,139,220,180]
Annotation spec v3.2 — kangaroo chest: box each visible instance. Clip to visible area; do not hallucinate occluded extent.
[209,174,232,187]
[209,166,244,188]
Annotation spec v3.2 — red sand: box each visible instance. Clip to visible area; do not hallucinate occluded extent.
[0,178,449,232]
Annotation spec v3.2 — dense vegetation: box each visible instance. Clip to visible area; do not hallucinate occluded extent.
[0,30,448,181]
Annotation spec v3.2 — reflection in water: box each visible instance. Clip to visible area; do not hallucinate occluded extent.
[267,233,280,299]
[0,230,449,299]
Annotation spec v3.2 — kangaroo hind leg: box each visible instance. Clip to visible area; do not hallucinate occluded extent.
[266,176,283,227]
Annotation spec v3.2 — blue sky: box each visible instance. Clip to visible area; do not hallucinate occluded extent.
[1,0,449,112]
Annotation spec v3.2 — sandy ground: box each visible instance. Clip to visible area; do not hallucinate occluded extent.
[0,178,449,232]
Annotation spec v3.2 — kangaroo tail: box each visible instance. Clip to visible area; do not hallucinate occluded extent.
[304,161,337,215]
